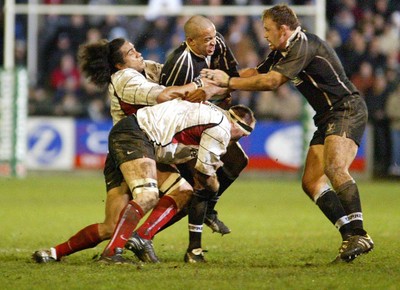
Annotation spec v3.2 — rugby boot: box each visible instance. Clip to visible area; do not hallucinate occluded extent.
[98,247,135,265]
[204,211,231,235]
[337,234,374,262]
[32,248,57,263]
[184,248,206,263]
[125,232,160,263]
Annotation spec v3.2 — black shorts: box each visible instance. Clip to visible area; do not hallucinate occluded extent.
[104,115,155,192]
[310,94,368,147]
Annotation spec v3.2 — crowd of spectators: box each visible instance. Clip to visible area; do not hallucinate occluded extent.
[1,0,400,177]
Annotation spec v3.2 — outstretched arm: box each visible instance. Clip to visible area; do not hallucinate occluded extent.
[201,68,289,91]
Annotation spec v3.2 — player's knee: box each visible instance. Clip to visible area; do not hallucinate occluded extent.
[160,173,193,210]
[128,178,159,213]
[324,163,341,181]
[168,188,193,210]
[301,179,312,197]
[301,177,319,200]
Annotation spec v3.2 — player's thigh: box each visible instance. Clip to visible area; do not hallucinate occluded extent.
[324,134,357,168]
[220,141,248,175]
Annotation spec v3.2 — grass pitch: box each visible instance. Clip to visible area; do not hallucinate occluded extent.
[0,172,399,290]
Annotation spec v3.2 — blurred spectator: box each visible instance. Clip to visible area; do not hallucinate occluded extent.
[125,16,147,43]
[37,14,70,86]
[100,14,129,40]
[254,84,302,121]
[28,87,54,116]
[54,93,85,117]
[365,73,392,177]
[232,48,260,108]
[332,7,355,44]
[340,30,368,76]
[373,0,391,18]
[376,21,400,57]
[385,83,400,177]
[141,36,165,63]
[326,28,343,51]
[50,53,82,103]
[365,36,387,73]
[350,60,375,97]
[66,15,89,53]
[81,81,109,121]
[85,28,103,44]
[47,33,75,79]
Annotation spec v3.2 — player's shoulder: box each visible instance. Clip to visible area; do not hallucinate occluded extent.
[112,68,145,84]
[165,42,188,61]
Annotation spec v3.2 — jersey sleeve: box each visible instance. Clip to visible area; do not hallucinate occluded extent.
[195,119,230,176]
[160,44,194,86]
[112,68,165,106]
[271,34,316,79]
[212,32,240,77]
[144,60,163,84]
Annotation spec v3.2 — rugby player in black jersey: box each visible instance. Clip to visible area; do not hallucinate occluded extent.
[203,4,374,263]
[159,16,248,253]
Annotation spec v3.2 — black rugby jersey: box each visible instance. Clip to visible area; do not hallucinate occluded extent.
[160,32,239,86]
[257,28,359,115]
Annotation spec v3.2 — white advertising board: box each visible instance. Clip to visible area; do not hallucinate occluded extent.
[26,117,75,170]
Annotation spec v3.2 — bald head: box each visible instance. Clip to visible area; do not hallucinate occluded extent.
[184,15,215,39]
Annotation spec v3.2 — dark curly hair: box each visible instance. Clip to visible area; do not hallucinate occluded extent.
[78,38,126,87]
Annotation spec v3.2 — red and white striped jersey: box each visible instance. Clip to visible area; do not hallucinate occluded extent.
[109,60,165,124]
[137,98,231,176]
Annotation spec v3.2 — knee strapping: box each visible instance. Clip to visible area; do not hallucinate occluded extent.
[159,173,185,196]
[128,178,158,199]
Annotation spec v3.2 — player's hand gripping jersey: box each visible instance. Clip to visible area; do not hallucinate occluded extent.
[137,99,231,176]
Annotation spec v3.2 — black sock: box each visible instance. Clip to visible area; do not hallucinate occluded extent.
[206,167,235,216]
[188,195,208,251]
[336,180,365,235]
[315,189,352,239]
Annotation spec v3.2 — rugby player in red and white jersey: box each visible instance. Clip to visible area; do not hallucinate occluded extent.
[32,37,226,264]
[100,98,255,263]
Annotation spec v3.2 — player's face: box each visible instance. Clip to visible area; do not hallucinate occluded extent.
[230,121,253,142]
[119,41,145,72]
[189,26,217,57]
[263,17,286,51]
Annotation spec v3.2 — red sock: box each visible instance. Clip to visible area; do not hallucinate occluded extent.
[102,201,144,257]
[136,195,178,240]
[54,223,102,260]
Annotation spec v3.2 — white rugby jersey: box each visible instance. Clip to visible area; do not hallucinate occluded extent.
[137,99,231,176]
[109,60,165,124]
